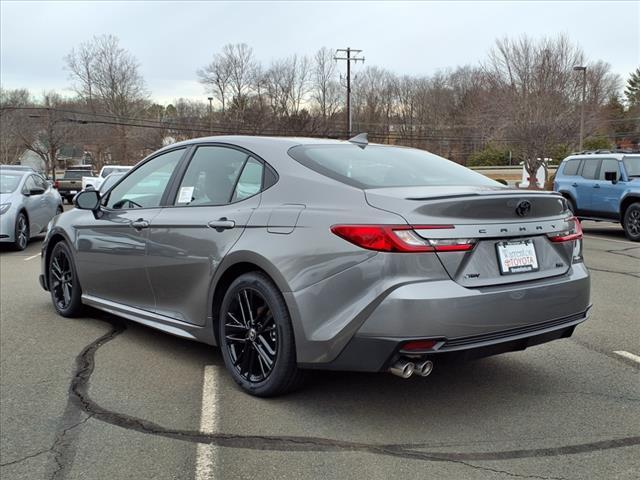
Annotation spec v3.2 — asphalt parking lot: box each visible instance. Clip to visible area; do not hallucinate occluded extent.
[1,220,638,480]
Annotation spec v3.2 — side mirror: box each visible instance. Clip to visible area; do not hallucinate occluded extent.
[604,171,618,184]
[28,187,46,196]
[74,189,101,211]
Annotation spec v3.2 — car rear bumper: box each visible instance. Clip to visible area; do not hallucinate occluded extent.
[309,308,588,372]
[295,261,590,370]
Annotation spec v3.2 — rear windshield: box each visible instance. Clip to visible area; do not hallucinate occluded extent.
[288,144,500,189]
[63,170,87,180]
[623,156,640,177]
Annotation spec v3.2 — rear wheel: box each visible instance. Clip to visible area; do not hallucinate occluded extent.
[623,202,640,242]
[48,241,83,317]
[13,212,29,251]
[219,272,303,396]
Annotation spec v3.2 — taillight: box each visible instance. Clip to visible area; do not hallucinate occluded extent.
[330,225,476,253]
[547,217,583,243]
[54,180,59,189]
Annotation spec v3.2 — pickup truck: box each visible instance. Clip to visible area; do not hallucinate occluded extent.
[55,167,96,204]
[82,166,132,191]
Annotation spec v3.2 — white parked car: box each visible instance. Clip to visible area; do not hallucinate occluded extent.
[82,166,132,190]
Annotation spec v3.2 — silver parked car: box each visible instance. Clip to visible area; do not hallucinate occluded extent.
[1,168,63,250]
[39,136,590,396]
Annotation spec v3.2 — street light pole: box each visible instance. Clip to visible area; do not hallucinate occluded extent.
[573,66,587,151]
[207,97,213,135]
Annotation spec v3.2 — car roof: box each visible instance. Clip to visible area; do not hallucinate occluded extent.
[563,153,640,161]
[161,135,355,151]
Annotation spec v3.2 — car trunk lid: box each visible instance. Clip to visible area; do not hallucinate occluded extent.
[365,186,578,287]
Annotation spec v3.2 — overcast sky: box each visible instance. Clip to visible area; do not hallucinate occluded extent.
[1,0,638,104]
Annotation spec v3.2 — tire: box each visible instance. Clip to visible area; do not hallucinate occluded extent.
[48,241,83,317]
[13,212,29,251]
[565,196,576,215]
[218,272,303,397]
[622,202,640,242]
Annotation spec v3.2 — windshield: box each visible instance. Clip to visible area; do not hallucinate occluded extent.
[623,156,640,177]
[0,173,23,193]
[99,174,124,193]
[288,144,500,189]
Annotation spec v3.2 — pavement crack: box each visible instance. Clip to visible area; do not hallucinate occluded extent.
[53,317,640,474]
[586,266,640,278]
[0,449,49,468]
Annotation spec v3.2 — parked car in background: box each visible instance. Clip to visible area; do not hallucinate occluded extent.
[1,169,63,250]
[40,136,589,396]
[82,165,133,191]
[554,152,640,241]
[55,166,95,204]
[98,172,126,195]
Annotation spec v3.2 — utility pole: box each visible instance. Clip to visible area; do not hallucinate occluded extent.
[335,47,364,137]
[207,97,214,135]
[573,65,587,151]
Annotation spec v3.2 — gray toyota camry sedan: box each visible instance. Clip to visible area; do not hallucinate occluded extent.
[40,136,590,396]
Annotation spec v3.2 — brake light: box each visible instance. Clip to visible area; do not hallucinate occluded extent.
[547,217,582,243]
[54,180,59,189]
[330,225,476,253]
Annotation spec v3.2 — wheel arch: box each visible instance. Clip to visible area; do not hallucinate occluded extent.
[42,229,74,288]
[620,194,640,221]
[208,252,292,345]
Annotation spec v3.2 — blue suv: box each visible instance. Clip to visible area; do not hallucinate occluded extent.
[554,152,640,241]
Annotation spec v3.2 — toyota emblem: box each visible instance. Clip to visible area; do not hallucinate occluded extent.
[515,200,532,217]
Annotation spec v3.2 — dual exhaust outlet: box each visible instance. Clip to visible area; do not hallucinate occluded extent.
[388,358,434,379]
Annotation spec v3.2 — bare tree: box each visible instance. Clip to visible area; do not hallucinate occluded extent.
[312,47,341,128]
[197,53,231,113]
[66,34,147,162]
[12,93,79,180]
[484,35,585,187]
[0,88,32,164]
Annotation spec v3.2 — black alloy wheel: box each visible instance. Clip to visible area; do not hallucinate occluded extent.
[219,272,302,396]
[14,212,29,251]
[224,287,278,382]
[48,242,83,317]
[623,203,640,241]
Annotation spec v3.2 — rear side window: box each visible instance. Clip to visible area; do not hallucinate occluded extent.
[175,146,248,206]
[232,158,264,202]
[580,159,601,180]
[562,159,581,176]
[599,159,619,180]
[288,144,499,188]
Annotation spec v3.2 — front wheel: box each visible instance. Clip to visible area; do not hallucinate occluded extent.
[13,212,29,251]
[48,241,83,317]
[623,203,640,242]
[219,272,303,397]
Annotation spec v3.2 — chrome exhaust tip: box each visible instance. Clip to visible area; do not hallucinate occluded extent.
[414,360,434,377]
[389,359,415,378]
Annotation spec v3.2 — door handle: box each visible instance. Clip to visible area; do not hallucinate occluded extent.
[593,184,600,188]
[208,218,235,231]
[571,183,578,187]
[130,219,150,230]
